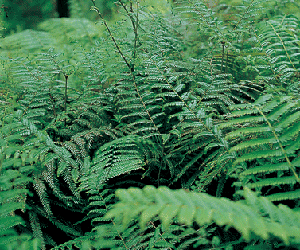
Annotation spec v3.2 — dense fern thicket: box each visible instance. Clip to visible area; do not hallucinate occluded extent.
[0,0,300,249]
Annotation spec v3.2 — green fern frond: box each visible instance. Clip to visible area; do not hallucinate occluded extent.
[38,18,100,45]
[267,189,300,202]
[221,93,300,202]
[254,15,300,92]
[240,162,290,175]
[105,185,300,245]
[0,29,54,51]
[0,111,43,249]
[79,135,147,193]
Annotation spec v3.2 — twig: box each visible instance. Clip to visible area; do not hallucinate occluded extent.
[91,0,133,72]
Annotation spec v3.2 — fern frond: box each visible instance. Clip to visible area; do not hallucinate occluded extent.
[79,135,147,193]
[254,15,300,92]
[106,185,300,245]
[221,93,300,202]
[0,111,43,249]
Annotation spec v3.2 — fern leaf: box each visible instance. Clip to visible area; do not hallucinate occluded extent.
[105,185,300,244]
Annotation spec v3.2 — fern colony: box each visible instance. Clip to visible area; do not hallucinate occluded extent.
[0,0,300,249]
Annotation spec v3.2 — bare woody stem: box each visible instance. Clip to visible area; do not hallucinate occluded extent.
[64,74,68,112]
[118,0,139,61]
[91,0,133,72]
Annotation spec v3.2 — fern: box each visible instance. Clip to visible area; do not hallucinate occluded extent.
[106,185,300,245]
[220,93,300,203]
[79,135,149,193]
[87,184,216,250]
[0,109,43,249]
[253,14,300,93]
[1,0,300,249]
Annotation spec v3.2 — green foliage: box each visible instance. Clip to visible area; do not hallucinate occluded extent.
[219,94,300,202]
[0,108,43,249]
[0,0,56,35]
[106,185,300,245]
[69,0,116,20]
[0,0,300,249]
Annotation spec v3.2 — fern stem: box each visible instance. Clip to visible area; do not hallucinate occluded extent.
[64,74,68,112]
[118,0,139,62]
[91,0,133,72]
[232,0,255,31]
[221,41,225,73]
[149,221,173,250]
